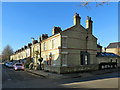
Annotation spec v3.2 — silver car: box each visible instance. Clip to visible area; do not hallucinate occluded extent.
[5,62,13,67]
[7,62,14,68]
[13,63,24,71]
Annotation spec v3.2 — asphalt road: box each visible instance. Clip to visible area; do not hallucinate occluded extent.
[2,65,120,89]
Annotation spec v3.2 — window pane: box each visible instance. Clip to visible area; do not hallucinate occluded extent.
[44,43,46,50]
[85,55,87,65]
[62,54,67,66]
[52,40,55,49]
[46,55,48,60]
[62,38,67,47]
[37,46,39,51]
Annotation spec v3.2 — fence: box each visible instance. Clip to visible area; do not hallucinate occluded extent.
[99,62,117,70]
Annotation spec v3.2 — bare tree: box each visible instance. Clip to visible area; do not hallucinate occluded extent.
[2,45,13,62]
[78,0,110,8]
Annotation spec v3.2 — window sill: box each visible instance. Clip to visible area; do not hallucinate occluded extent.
[62,47,67,48]
[62,64,67,67]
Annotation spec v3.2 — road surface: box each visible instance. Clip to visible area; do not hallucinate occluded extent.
[2,65,119,89]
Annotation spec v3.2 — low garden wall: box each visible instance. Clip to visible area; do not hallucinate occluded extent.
[44,64,99,74]
[99,62,118,70]
[44,65,61,73]
[60,65,99,74]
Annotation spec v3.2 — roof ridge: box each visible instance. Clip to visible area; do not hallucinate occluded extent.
[62,25,75,32]
[110,42,120,44]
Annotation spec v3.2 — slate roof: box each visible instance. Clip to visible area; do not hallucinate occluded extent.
[107,42,120,48]
[97,52,119,57]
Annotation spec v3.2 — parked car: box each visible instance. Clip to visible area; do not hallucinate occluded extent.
[4,62,8,66]
[7,62,14,68]
[13,63,24,71]
[5,62,13,67]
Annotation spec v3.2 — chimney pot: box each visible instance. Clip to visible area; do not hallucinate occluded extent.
[73,13,81,25]
[89,17,91,20]
[87,16,89,20]
[75,13,77,16]
[53,26,55,29]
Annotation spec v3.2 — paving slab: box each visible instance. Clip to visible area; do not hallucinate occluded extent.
[25,68,119,79]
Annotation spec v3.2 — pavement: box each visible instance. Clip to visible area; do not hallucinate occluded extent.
[25,67,120,79]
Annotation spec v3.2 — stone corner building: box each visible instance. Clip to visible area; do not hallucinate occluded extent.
[41,13,98,73]
[10,13,119,74]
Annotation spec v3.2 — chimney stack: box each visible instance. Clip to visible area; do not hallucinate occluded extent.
[73,13,81,25]
[40,34,48,40]
[27,43,32,47]
[86,16,93,34]
[52,26,62,35]
[21,48,24,51]
[24,45,27,49]
[39,35,41,42]
[103,47,106,52]
[32,39,38,45]
[17,50,19,52]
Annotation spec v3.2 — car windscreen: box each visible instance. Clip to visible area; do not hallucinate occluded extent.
[16,64,22,66]
[8,62,12,64]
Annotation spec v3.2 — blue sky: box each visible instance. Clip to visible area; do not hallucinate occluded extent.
[2,2,118,53]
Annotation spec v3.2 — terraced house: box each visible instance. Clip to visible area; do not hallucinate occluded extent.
[10,13,120,73]
[10,43,32,63]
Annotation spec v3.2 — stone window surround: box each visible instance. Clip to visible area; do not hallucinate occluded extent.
[62,52,68,66]
[44,42,46,51]
[62,36,68,48]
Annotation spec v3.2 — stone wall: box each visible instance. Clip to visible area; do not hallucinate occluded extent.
[60,65,99,74]
[61,25,97,66]
[44,65,61,73]
[44,64,99,74]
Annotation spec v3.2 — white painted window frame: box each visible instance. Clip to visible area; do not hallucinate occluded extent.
[62,36,67,48]
[85,55,88,65]
[44,42,46,51]
[52,39,55,49]
[62,52,68,66]
[37,45,39,51]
